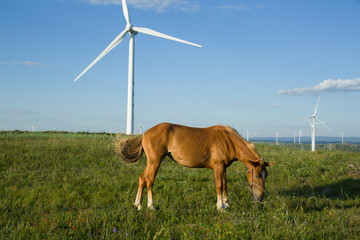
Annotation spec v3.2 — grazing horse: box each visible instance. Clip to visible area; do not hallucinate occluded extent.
[115,123,275,211]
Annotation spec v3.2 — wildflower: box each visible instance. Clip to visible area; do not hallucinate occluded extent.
[113,228,118,233]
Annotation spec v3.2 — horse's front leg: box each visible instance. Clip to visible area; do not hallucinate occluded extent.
[222,168,229,208]
[214,165,225,211]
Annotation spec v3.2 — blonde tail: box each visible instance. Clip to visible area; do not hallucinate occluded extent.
[115,135,144,163]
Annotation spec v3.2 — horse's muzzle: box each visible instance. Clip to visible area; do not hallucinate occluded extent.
[253,191,264,202]
[253,195,263,202]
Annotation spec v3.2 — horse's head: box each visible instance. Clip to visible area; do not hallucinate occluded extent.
[247,159,275,202]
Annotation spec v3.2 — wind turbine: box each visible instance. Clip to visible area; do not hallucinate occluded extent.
[341,131,344,144]
[298,128,302,144]
[275,132,279,146]
[139,121,143,135]
[246,129,249,142]
[293,131,296,144]
[74,0,202,135]
[305,97,330,152]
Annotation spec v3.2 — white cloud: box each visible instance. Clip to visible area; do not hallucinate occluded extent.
[0,109,39,116]
[216,4,251,12]
[75,0,200,12]
[225,101,243,107]
[264,103,284,108]
[70,1,265,13]
[216,3,267,12]
[2,60,55,67]
[278,78,360,95]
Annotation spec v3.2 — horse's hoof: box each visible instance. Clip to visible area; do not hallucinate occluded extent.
[148,205,156,211]
[217,207,226,212]
[134,204,142,210]
[216,204,231,212]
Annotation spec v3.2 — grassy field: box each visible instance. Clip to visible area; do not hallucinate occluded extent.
[1,131,360,239]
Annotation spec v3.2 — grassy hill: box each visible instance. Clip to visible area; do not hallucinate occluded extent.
[1,131,359,239]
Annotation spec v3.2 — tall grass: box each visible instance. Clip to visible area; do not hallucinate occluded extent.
[1,132,359,239]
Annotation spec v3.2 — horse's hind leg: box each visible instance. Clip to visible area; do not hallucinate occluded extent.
[134,159,161,210]
[145,159,161,210]
[134,169,147,210]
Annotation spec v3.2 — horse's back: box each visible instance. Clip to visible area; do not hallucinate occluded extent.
[143,122,223,147]
[142,123,237,168]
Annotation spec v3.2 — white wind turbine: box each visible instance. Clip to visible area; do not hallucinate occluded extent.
[293,131,296,143]
[139,121,143,135]
[305,97,330,152]
[74,0,202,135]
[298,128,302,144]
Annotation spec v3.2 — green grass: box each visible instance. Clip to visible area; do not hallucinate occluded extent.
[1,132,359,239]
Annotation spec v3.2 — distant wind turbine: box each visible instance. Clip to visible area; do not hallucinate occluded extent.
[298,128,302,144]
[275,132,279,146]
[341,131,344,144]
[246,129,249,142]
[32,123,36,132]
[139,121,143,135]
[74,0,202,135]
[293,131,296,143]
[305,97,330,152]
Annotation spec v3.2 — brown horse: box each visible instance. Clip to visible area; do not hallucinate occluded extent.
[115,123,275,211]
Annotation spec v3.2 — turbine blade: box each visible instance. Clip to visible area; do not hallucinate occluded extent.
[316,116,330,131]
[307,119,313,126]
[314,96,320,115]
[74,29,127,82]
[133,26,202,47]
[122,0,131,24]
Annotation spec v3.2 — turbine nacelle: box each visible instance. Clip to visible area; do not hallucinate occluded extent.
[126,24,133,32]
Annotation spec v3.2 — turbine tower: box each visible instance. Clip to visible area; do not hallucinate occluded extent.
[298,128,302,144]
[74,0,202,135]
[305,97,329,152]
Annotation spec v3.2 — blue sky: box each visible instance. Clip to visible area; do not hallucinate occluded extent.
[1,0,360,137]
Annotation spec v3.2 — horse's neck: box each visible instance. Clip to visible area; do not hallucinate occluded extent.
[234,138,259,168]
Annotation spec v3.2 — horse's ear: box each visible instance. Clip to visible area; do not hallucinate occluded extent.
[248,159,260,167]
[265,161,276,167]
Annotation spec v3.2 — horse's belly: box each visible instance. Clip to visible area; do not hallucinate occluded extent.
[169,152,209,168]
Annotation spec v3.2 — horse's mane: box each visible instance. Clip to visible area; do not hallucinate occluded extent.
[224,125,242,139]
[224,125,260,160]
